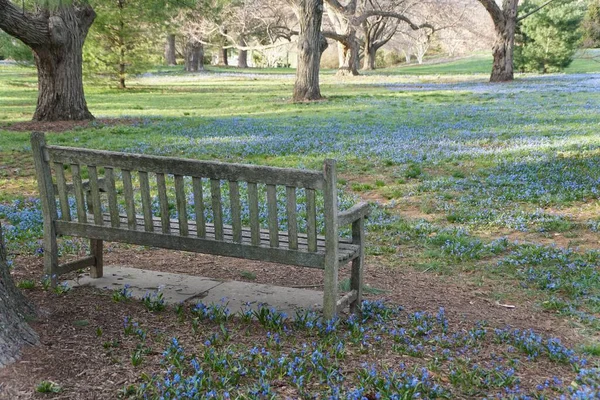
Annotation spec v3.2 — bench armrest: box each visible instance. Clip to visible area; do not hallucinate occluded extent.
[338,202,370,226]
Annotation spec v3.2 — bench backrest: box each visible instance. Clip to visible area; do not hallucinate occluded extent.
[31,132,339,267]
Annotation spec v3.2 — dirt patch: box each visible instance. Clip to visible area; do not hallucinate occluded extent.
[1,118,145,133]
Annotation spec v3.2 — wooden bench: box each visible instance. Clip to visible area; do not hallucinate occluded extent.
[30,132,369,318]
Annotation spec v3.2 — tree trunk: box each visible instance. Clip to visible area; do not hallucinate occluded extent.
[490,9,517,82]
[165,34,177,66]
[0,3,96,121]
[293,0,327,102]
[238,37,248,68]
[363,45,377,70]
[477,0,518,82]
[220,47,228,66]
[185,40,204,72]
[0,222,38,368]
[336,34,360,76]
[118,29,126,89]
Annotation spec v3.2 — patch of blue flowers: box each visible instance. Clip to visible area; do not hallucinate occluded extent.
[496,245,600,328]
[123,300,598,399]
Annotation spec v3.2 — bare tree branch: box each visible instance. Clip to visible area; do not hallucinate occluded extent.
[355,10,435,32]
[516,0,559,21]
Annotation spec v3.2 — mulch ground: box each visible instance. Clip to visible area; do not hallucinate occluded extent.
[0,245,588,399]
[1,118,144,133]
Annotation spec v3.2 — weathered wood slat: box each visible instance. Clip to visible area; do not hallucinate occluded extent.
[156,173,170,234]
[211,179,224,240]
[306,189,317,252]
[57,255,96,276]
[55,221,327,269]
[286,186,298,250]
[87,165,103,226]
[267,184,279,248]
[121,169,137,229]
[104,167,120,228]
[174,175,188,236]
[53,162,71,221]
[192,177,206,238]
[80,213,359,262]
[229,181,242,243]
[247,182,260,246]
[323,159,340,320]
[138,171,153,232]
[350,217,365,314]
[46,146,324,189]
[71,164,87,224]
[31,133,59,281]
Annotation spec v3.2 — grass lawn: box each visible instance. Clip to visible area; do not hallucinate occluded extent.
[1,54,600,398]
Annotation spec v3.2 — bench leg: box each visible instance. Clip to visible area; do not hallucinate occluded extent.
[350,218,365,315]
[43,228,59,286]
[90,239,103,278]
[323,260,339,321]
[350,256,363,315]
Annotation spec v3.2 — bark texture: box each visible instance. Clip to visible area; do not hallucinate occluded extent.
[237,37,248,68]
[0,222,38,368]
[0,1,95,121]
[478,0,519,82]
[185,40,205,72]
[293,0,327,101]
[165,34,177,66]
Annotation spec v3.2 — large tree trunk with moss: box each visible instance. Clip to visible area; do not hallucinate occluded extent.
[0,223,38,368]
[293,0,327,102]
[0,1,95,121]
[478,0,518,82]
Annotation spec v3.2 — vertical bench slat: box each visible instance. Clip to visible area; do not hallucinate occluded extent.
[211,179,224,240]
[267,184,279,248]
[286,186,298,250]
[105,167,120,228]
[229,181,242,243]
[156,173,170,234]
[71,164,87,223]
[306,188,317,252]
[31,132,59,281]
[192,177,206,238]
[139,171,154,232]
[88,165,103,225]
[322,159,339,320]
[54,162,71,221]
[122,169,137,230]
[174,175,188,236]
[247,182,260,245]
